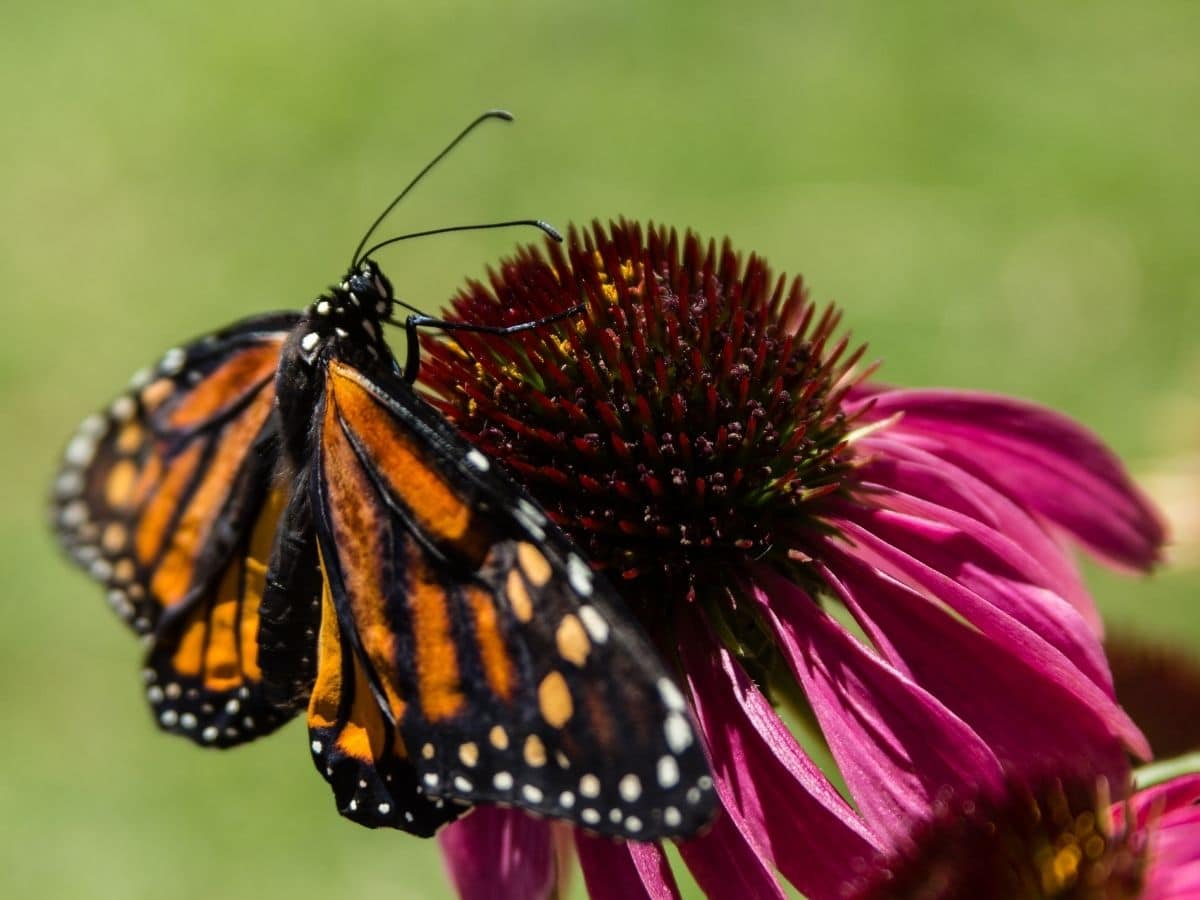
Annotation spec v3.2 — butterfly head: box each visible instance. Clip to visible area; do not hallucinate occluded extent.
[294,260,395,367]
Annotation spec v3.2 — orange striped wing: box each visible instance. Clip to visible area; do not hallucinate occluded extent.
[304,360,716,838]
[52,312,305,746]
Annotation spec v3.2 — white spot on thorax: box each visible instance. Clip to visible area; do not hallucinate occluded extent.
[301,332,320,352]
[316,300,331,315]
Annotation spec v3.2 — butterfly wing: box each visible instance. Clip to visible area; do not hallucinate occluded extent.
[52,312,305,746]
[305,358,716,838]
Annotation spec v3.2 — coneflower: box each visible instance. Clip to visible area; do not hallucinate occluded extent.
[845,770,1200,899]
[420,220,1165,899]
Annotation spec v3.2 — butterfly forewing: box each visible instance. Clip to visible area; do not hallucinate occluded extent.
[53,312,306,746]
[309,359,716,838]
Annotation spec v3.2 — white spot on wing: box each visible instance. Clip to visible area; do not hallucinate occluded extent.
[110,395,136,422]
[619,774,641,802]
[578,605,609,644]
[657,677,686,712]
[566,555,594,597]
[657,755,680,788]
[160,348,186,375]
[579,774,600,798]
[521,784,544,804]
[493,772,514,791]
[65,436,96,467]
[665,713,693,754]
[465,449,490,471]
[513,498,547,539]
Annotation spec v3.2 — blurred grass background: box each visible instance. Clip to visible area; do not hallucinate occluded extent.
[2,2,1198,898]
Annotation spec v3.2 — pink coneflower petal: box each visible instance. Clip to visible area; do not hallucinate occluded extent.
[575,834,681,900]
[824,549,1131,783]
[438,807,557,900]
[1122,773,1200,831]
[827,511,1150,759]
[860,435,1098,629]
[676,809,788,900]
[678,614,880,896]
[849,388,1167,571]
[752,572,1005,848]
[832,496,1113,692]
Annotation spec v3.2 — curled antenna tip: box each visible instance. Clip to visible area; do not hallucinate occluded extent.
[537,220,564,242]
[486,109,515,122]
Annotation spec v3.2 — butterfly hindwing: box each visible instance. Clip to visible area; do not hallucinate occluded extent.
[53,312,306,746]
[308,358,716,838]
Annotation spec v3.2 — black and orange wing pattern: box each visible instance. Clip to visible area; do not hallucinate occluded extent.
[301,358,716,839]
[52,312,306,746]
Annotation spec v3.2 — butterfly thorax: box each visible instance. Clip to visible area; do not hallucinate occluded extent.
[277,260,397,464]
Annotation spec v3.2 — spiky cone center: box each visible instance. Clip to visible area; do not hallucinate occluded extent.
[420,221,870,614]
[853,776,1147,900]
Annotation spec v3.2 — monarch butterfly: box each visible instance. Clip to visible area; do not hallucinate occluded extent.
[50,111,716,840]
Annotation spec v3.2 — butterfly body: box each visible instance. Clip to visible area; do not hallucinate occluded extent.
[53,255,718,839]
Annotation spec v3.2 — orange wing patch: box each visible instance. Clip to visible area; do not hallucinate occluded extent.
[144,486,293,748]
[328,361,487,562]
[53,327,289,637]
[306,551,463,836]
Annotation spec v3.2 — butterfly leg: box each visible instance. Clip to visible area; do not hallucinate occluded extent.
[398,304,585,382]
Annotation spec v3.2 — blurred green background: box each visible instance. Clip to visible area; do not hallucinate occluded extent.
[2,2,1198,898]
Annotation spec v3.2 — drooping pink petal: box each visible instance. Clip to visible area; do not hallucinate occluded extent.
[822,546,1130,784]
[575,833,681,900]
[438,807,557,900]
[858,435,1098,630]
[834,495,1112,692]
[848,388,1166,571]
[750,571,1005,848]
[677,612,881,897]
[676,804,789,900]
[827,513,1150,760]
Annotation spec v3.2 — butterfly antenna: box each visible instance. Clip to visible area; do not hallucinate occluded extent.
[358,219,562,263]
[349,109,514,269]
